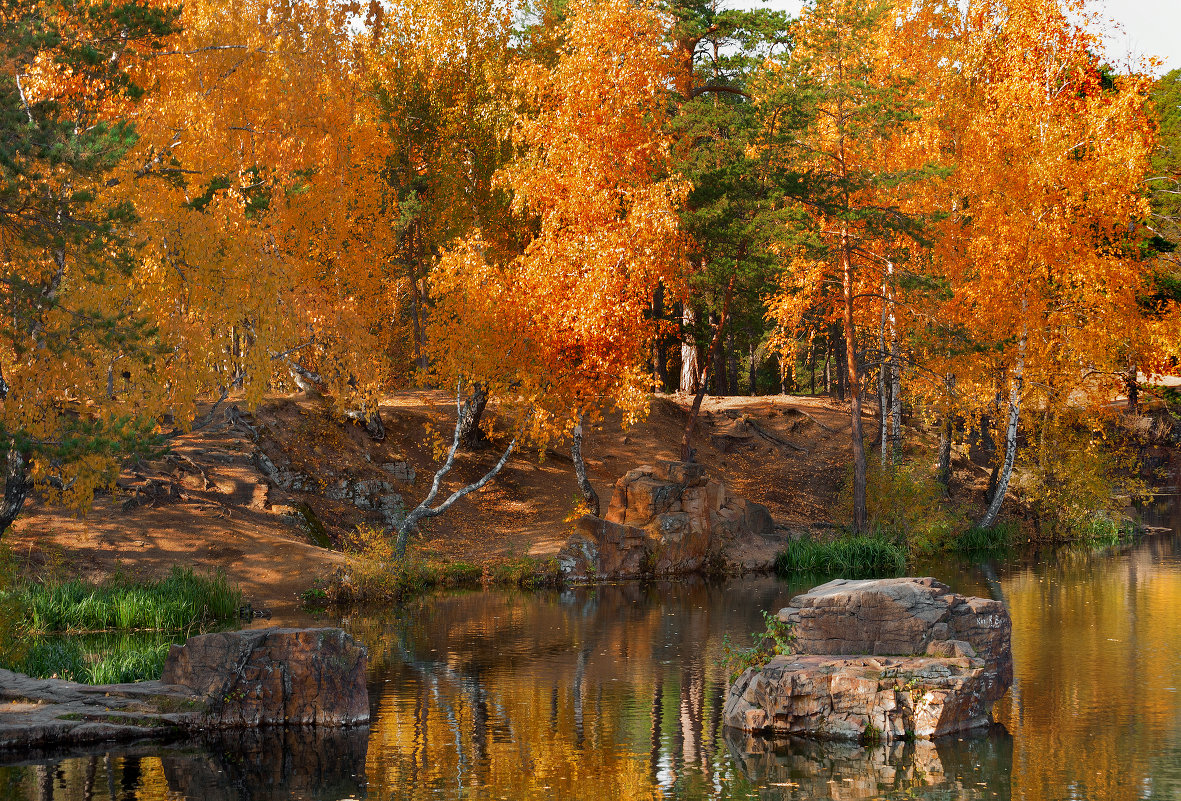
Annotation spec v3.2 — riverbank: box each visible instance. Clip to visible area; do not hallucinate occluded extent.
[4,389,1175,614]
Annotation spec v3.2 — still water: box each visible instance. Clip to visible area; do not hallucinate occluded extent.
[3,518,1181,800]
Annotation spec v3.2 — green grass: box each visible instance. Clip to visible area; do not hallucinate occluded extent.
[952,522,1017,555]
[3,634,174,684]
[1075,514,1137,547]
[7,567,240,634]
[0,568,240,685]
[773,535,907,579]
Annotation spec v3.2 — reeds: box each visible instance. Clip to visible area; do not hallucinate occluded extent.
[773,535,907,579]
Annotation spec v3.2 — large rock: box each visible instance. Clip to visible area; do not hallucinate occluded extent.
[0,627,369,751]
[556,460,776,580]
[162,628,369,727]
[724,654,1003,741]
[724,578,1012,742]
[776,577,1012,685]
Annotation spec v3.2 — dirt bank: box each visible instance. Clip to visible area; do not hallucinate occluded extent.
[4,391,923,614]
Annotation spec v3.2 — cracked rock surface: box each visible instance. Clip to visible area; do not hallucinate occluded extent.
[723,577,1012,741]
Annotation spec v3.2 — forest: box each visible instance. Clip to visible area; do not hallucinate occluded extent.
[2,0,1180,557]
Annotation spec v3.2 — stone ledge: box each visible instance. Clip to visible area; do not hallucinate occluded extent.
[0,627,368,751]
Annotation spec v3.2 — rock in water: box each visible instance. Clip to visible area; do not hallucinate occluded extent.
[723,577,1012,742]
[162,628,369,726]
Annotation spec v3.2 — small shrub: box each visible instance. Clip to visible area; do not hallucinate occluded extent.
[840,462,966,556]
[721,611,794,682]
[774,535,906,579]
[323,526,565,604]
[1016,410,1146,540]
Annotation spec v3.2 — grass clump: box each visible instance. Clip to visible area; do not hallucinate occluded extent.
[9,567,240,634]
[4,634,173,684]
[1075,514,1137,547]
[773,534,906,579]
[952,521,1018,555]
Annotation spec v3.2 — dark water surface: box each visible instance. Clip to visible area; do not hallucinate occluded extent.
[4,519,1181,800]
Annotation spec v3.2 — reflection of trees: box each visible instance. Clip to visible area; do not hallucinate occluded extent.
[995,533,1181,801]
[348,579,793,800]
[0,729,369,801]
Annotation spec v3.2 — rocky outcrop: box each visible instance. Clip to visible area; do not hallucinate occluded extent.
[724,578,1012,742]
[0,628,368,750]
[556,460,777,580]
[161,628,369,727]
[777,577,1013,685]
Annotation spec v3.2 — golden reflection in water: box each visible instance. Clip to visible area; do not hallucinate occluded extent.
[351,579,1011,800]
[995,538,1181,801]
[354,584,742,800]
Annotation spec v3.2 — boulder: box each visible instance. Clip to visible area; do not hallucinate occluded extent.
[1,627,369,751]
[556,460,776,580]
[162,628,369,727]
[776,577,1012,684]
[723,654,1003,741]
[724,578,1012,742]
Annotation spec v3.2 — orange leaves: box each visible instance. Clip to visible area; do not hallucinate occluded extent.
[428,0,686,441]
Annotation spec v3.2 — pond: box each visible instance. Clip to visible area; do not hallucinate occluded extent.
[3,513,1181,800]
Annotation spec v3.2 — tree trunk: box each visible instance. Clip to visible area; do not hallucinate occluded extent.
[457,383,489,449]
[1126,364,1138,413]
[888,266,901,463]
[878,278,889,467]
[681,278,734,462]
[979,326,1027,529]
[726,332,739,396]
[826,342,836,399]
[679,306,700,393]
[710,314,726,395]
[395,384,521,559]
[748,341,758,396]
[572,413,600,516]
[842,228,868,533]
[809,335,816,396]
[0,449,31,537]
[936,375,956,494]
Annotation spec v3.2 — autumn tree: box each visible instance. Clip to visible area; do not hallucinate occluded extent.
[766,0,936,531]
[0,0,180,534]
[420,0,686,545]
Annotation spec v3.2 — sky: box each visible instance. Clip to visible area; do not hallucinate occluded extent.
[1091,0,1181,75]
[756,0,1181,76]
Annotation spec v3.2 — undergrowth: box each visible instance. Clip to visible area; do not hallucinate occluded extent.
[3,634,174,684]
[952,521,1018,555]
[0,564,239,684]
[721,611,794,682]
[315,524,564,605]
[7,566,240,634]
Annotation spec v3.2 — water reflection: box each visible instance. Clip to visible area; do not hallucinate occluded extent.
[3,523,1181,800]
[723,727,1012,800]
[0,728,367,801]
